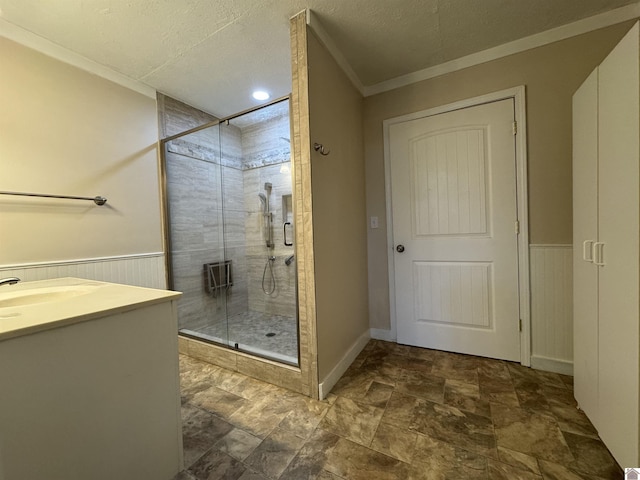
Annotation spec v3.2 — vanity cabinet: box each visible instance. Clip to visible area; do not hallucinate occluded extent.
[573,22,640,467]
[0,278,183,480]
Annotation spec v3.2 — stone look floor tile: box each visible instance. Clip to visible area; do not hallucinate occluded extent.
[237,470,268,480]
[190,386,248,418]
[360,355,405,387]
[431,353,481,384]
[381,391,425,429]
[174,471,198,480]
[214,428,262,461]
[478,374,520,408]
[316,470,341,479]
[175,341,623,480]
[279,428,340,480]
[277,396,330,439]
[491,403,574,464]
[411,400,497,458]
[319,396,384,446]
[444,378,491,418]
[324,437,410,480]
[562,431,622,479]
[410,434,488,480]
[370,422,418,463]
[538,459,609,480]
[244,428,302,478]
[496,446,541,474]
[329,367,376,400]
[227,395,293,438]
[188,449,246,480]
[548,401,599,438]
[513,379,552,415]
[360,381,395,407]
[396,369,446,403]
[181,404,235,468]
[487,459,542,479]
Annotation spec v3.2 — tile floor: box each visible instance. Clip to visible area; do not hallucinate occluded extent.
[175,339,622,480]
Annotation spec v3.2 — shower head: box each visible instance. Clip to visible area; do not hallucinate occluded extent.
[258,193,267,206]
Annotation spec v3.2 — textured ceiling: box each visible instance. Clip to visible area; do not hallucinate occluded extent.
[0,0,638,117]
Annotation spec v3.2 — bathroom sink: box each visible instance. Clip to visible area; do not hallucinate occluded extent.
[0,285,99,308]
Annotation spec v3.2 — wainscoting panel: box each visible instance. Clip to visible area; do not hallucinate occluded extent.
[0,253,167,290]
[529,245,573,375]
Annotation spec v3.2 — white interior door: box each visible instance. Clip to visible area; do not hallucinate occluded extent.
[390,99,520,361]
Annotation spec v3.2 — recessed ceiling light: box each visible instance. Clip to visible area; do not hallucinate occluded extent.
[252,90,270,101]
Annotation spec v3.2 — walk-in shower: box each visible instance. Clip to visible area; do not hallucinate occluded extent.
[161,97,298,365]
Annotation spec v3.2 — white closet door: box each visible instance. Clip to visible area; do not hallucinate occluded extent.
[597,22,640,468]
[572,68,599,428]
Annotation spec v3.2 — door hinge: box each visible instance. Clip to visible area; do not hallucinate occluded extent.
[515,220,520,235]
[512,121,517,135]
[519,319,522,331]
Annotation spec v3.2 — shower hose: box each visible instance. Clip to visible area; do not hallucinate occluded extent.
[262,256,276,295]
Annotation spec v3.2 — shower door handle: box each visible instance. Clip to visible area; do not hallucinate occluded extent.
[284,222,293,246]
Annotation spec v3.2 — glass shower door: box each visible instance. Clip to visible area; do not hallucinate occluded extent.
[220,98,299,365]
[164,123,229,345]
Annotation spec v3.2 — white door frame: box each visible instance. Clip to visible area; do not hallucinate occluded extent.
[383,86,531,366]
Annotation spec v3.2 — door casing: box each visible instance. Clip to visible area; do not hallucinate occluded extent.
[382,86,530,366]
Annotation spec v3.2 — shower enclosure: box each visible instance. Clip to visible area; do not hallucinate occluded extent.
[161,98,298,366]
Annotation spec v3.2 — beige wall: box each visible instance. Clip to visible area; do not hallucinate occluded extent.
[0,37,162,265]
[307,30,369,381]
[364,22,635,331]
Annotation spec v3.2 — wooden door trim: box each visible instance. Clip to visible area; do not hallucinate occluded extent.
[382,86,531,366]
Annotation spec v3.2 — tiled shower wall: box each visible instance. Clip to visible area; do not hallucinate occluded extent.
[159,95,248,332]
[239,102,296,319]
[158,95,295,330]
[244,162,295,318]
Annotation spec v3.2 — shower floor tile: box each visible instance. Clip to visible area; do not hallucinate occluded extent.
[185,310,298,365]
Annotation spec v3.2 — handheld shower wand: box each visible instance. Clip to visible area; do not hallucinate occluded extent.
[259,185,274,248]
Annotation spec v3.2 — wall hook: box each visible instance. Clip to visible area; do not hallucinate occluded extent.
[314,143,330,156]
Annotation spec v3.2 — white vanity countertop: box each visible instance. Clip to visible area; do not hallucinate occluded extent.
[0,277,182,341]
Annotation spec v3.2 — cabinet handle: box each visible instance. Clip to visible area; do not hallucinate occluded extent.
[583,240,594,263]
[593,242,605,266]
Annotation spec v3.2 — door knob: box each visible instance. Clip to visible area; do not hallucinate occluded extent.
[396,244,405,253]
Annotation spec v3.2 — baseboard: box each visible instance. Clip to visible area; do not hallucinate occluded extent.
[370,328,396,342]
[318,330,371,400]
[530,355,574,376]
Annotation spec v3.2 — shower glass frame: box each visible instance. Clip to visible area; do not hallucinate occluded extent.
[160,95,299,367]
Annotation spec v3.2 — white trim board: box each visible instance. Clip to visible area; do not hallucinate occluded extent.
[365,3,640,96]
[370,328,396,342]
[0,252,165,270]
[0,18,156,99]
[0,253,167,290]
[305,9,364,95]
[383,86,531,366]
[531,355,574,376]
[318,330,370,400]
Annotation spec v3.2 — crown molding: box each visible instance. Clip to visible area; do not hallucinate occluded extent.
[0,18,156,99]
[305,9,365,95]
[364,2,640,96]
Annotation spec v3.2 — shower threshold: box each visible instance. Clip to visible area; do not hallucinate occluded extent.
[179,328,298,367]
